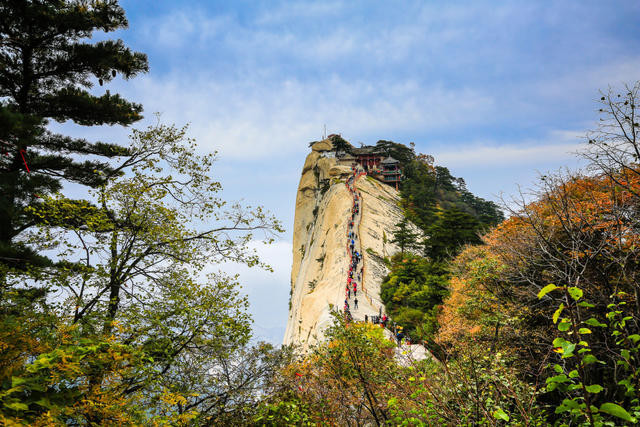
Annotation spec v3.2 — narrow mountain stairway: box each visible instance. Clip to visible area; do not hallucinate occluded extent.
[343,166,382,323]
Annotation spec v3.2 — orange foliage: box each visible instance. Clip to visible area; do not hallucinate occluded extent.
[436,276,477,344]
[436,169,640,370]
[491,172,640,253]
[435,246,512,352]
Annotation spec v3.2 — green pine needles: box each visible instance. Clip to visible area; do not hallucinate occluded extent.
[0,0,148,270]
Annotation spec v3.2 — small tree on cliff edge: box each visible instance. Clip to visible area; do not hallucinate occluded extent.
[0,0,148,271]
[329,134,353,154]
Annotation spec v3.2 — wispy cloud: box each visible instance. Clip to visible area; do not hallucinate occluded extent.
[435,141,583,168]
[432,129,587,167]
[254,1,347,26]
[126,74,495,160]
[138,10,230,48]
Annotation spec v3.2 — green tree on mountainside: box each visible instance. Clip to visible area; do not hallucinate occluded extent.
[380,253,449,341]
[389,217,420,255]
[399,158,439,228]
[432,165,457,193]
[401,160,503,234]
[329,134,353,154]
[424,207,482,260]
[375,139,416,164]
[0,0,148,271]
[399,159,502,259]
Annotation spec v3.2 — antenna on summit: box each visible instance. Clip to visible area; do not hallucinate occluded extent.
[323,124,326,140]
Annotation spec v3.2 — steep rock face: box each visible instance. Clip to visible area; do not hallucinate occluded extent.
[284,140,407,348]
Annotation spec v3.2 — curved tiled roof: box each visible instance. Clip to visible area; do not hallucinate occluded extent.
[381,156,399,164]
[352,146,384,155]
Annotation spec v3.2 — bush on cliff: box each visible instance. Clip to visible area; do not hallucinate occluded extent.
[267,313,545,425]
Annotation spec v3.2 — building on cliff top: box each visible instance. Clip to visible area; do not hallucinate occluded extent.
[379,156,402,190]
[351,146,385,171]
[324,135,404,189]
[344,146,403,190]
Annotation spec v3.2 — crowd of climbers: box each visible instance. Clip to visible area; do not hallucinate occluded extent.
[343,166,364,322]
[342,166,410,345]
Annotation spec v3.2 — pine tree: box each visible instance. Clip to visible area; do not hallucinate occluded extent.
[375,140,416,165]
[390,217,419,255]
[424,208,482,260]
[329,134,353,154]
[0,0,148,269]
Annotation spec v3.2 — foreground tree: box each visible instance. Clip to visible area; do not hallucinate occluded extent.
[436,82,640,425]
[0,0,148,270]
[264,315,399,426]
[0,123,287,424]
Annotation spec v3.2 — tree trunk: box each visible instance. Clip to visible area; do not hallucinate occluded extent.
[103,231,120,335]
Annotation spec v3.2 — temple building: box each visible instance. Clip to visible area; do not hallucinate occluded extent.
[333,140,404,189]
[352,146,385,171]
[379,156,402,189]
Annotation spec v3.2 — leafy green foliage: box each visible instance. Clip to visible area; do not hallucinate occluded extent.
[254,393,315,426]
[0,332,150,425]
[380,253,449,342]
[540,287,639,425]
[400,159,503,260]
[0,122,286,424]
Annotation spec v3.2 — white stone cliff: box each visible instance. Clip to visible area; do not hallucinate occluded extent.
[283,139,408,348]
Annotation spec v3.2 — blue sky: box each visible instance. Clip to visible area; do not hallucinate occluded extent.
[54,0,640,343]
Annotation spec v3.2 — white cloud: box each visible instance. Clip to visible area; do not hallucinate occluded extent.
[139,10,230,48]
[127,73,495,160]
[433,131,585,167]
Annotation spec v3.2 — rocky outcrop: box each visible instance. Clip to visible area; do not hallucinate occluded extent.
[283,139,409,348]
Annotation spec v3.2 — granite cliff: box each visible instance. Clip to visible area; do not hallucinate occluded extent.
[283,138,409,348]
